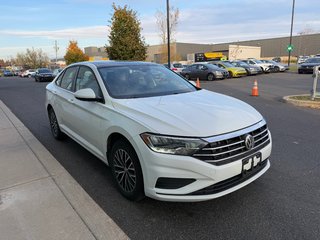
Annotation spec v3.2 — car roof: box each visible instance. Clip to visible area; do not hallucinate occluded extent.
[70,61,160,68]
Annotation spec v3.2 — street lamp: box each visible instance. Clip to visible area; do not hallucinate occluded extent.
[166,0,170,67]
[287,0,295,67]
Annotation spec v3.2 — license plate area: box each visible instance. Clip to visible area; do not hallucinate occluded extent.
[242,152,262,175]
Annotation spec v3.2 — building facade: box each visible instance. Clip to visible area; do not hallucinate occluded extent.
[146,33,320,63]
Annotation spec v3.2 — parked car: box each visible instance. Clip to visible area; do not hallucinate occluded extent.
[46,61,272,202]
[180,63,229,80]
[272,57,281,63]
[230,60,262,75]
[164,62,184,74]
[34,68,55,82]
[261,60,288,72]
[241,59,272,73]
[3,70,14,77]
[210,61,247,78]
[21,69,36,78]
[298,57,320,74]
[297,56,309,65]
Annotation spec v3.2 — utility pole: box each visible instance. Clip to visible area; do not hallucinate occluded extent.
[166,0,170,68]
[287,0,295,67]
[53,40,59,65]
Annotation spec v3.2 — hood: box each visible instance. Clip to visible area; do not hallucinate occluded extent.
[112,90,263,137]
[301,62,320,67]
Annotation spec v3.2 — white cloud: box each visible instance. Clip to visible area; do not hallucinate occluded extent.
[0,26,110,40]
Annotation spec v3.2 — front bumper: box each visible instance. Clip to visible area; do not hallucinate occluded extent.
[134,133,272,202]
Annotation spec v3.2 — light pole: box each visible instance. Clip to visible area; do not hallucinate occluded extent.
[166,0,170,67]
[288,0,295,67]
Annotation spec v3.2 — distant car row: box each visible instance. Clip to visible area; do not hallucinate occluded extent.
[0,68,63,81]
[170,59,288,81]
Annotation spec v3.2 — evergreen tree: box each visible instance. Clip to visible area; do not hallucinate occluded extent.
[107,4,147,61]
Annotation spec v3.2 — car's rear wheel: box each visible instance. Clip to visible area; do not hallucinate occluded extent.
[185,74,190,80]
[110,140,144,201]
[228,71,233,78]
[207,73,214,81]
[48,108,65,140]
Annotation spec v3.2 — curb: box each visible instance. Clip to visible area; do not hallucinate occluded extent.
[283,94,320,109]
[0,101,129,240]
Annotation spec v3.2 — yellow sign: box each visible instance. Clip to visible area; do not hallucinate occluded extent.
[204,52,224,58]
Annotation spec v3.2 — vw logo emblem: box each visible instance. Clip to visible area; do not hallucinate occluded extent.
[244,134,255,150]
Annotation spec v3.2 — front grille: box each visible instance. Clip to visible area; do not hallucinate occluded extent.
[193,121,270,166]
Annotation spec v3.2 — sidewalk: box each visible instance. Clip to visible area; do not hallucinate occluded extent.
[0,100,128,240]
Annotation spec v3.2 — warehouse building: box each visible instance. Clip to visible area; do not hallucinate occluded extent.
[147,33,320,63]
[85,33,320,63]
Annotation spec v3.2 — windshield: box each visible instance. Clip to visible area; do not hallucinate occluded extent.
[39,69,51,73]
[220,62,234,68]
[305,58,320,63]
[98,65,197,99]
[254,60,263,64]
[233,61,248,67]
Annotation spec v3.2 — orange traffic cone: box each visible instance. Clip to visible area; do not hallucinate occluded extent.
[251,80,259,96]
[196,78,201,88]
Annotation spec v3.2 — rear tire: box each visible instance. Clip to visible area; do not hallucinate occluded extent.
[185,74,190,80]
[48,108,66,140]
[110,140,145,201]
[228,71,233,78]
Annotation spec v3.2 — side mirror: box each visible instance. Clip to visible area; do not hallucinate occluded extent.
[74,88,104,103]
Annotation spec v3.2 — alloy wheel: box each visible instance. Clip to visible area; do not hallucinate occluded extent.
[113,149,137,193]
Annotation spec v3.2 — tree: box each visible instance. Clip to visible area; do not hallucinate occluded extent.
[15,48,50,69]
[64,41,89,65]
[106,4,147,61]
[155,6,180,63]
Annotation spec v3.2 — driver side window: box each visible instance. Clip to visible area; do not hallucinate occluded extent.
[75,66,102,98]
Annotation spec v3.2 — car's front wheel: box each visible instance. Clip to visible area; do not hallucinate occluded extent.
[110,139,144,201]
[184,74,190,80]
[207,73,214,81]
[48,108,65,140]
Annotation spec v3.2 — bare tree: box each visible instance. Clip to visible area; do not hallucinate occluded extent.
[15,48,50,69]
[155,6,180,63]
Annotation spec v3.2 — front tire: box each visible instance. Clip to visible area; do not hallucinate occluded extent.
[48,108,66,140]
[207,73,214,81]
[110,140,144,201]
[184,74,190,80]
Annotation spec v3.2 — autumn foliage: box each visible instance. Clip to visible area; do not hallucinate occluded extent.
[106,4,147,61]
[64,41,89,65]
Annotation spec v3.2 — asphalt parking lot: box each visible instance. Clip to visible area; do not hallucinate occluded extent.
[0,72,319,240]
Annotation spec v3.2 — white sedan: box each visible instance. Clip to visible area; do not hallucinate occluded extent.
[46,61,272,202]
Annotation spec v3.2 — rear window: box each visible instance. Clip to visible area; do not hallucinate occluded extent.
[173,63,183,68]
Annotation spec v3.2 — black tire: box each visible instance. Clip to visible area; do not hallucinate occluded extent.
[207,73,214,81]
[185,74,190,80]
[48,108,66,140]
[228,71,233,78]
[110,140,145,201]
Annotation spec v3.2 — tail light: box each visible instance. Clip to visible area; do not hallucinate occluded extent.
[171,68,178,71]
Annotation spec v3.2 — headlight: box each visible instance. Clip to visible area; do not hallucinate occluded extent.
[140,133,207,156]
[215,71,222,75]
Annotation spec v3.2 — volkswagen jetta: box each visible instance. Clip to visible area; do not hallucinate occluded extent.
[46,61,272,202]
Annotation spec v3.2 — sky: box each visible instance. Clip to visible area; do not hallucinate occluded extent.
[0,0,319,60]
